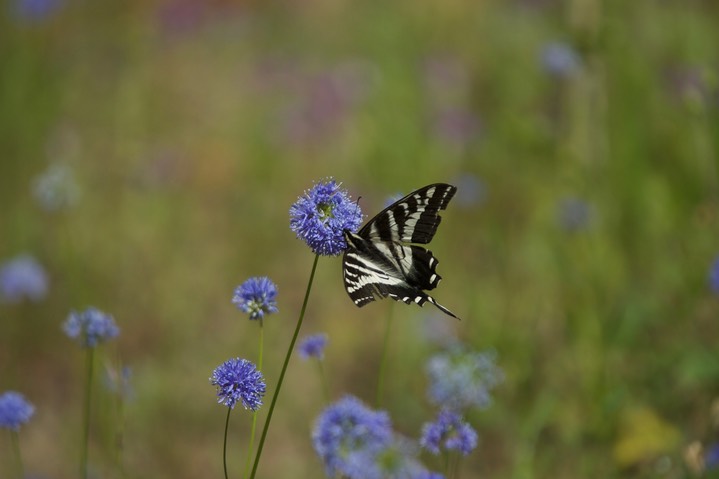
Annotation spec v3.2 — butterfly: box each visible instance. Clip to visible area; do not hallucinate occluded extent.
[342,183,459,319]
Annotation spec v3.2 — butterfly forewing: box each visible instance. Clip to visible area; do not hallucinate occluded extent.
[360,183,457,244]
[342,183,459,319]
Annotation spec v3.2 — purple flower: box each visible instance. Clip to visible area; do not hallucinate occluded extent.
[63,307,119,348]
[426,347,503,411]
[0,391,35,431]
[709,256,719,294]
[540,42,581,78]
[11,0,62,22]
[289,179,363,256]
[421,409,478,456]
[312,395,393,478]
[298,333,328,360]
[232,276,279,321]
[706,442,719,470]
[210,358,265,411]
[0,254,48,303]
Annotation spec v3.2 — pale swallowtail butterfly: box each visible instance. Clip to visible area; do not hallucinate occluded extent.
[342,183,459,319]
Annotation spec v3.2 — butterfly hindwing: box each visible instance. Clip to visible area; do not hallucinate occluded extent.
[342,183,458,319]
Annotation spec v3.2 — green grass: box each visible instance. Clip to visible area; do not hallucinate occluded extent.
[1,0,719,478]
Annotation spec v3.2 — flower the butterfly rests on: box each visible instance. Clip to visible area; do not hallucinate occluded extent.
[342,183,459,319]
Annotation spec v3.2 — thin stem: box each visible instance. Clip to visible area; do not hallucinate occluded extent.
[250,254,319,479]
[243,323,264,479]
[376,305,394,407]
[10,430,24,479]
[81,347,95,479]
[316,359,330,403]
[223,407,232,479]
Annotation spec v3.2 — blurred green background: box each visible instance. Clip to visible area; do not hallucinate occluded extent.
[1,0,719,477]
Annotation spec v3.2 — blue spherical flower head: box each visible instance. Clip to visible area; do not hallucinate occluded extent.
[0,254,48,303]
[540,41,581,78]
[290,179,363,256]
[420,409,478,456]
[0,391,35,431]
[210,358,265,411]
[426,347,503,411]
[298,333,328,360]
[63,307,120,348]
[312,395,393,478]
[709,256,719,294]
[706,442,719,470]
[232,276,279,320]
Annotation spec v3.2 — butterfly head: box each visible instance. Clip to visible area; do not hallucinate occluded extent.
[342,229,363,251]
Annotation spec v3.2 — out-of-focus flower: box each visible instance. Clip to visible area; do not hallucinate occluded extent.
[63,307,120,348]
[32,164,80,211]
[312,395,393,478]
[232,277,279,321]
[426,347,503,411]
[298,333,328,360]
[11,0,62,22]
[540,42,581,78]
[709,256,719,294]
[706,442,719,470]
[210,358,265,411]
[0,391,35,431]
[452,174,487,208]
[557,197,593,232]
[420,409,478,456]
[432,107,481,148]
[0,254,48,303]
[290,179,363,256]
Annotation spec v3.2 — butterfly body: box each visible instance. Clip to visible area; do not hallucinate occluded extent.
[342,183,459,319]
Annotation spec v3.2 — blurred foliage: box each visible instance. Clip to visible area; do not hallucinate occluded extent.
[1,0,719,478]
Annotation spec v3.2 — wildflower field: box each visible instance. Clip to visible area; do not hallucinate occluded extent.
[2,0,719,478]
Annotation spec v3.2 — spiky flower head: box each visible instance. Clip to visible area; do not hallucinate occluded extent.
[420,409,478,456]
[426,347,503,411]
[312,395,393,478]
[210,358,265,411]
[289,179,363,256]
[298,333,328,360]
[63,307,119,348]
[232,276,279,321]
[0,254,48,303]
[0,391,35,431]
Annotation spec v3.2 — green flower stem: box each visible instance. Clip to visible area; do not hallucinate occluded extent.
[223,407,232,479]
[316,359,330,403]
[250,253,319,479]
[375,306,394,407]
[243,323,264,479]
[10,430,24,479]
[80,347,95,479]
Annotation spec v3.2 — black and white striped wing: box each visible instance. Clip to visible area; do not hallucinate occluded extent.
[359,183,457,244]
[342,183,458,319]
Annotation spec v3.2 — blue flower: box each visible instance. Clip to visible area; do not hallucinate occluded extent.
[557,197,593,232]
[312,395,393,478]
[12,0,62,22]
[709,256,719,294]
[0,391,35,431]
[540,41,581,78]
[289,179,363,256]
[298,333,328,360]
[232,276,279,321]
[421,409,478,456]
[0,254,48,303]
[210,358,265,411]
[426,348,503,411]
[63,307,120,348]
[706,442,719,470]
